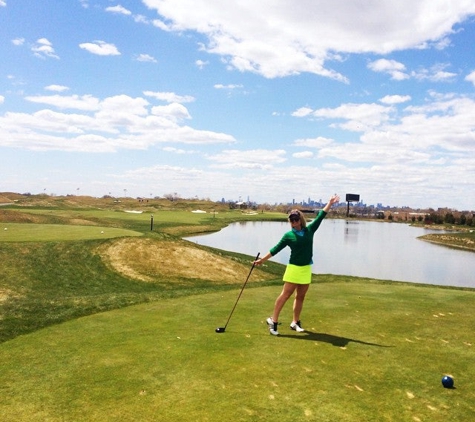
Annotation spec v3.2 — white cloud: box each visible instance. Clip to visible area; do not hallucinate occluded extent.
[379,95,411,105]
[291,94,475,174]
[151,103,191,121]
[0,95,4,104]
[291,107,313,118]
[79,41,120,56]
[214,84,243,90]
[0,92,235,152]
[32,38,59,59]
[162,146,197,154]
[369,61,458,83]
[134,14,149,24]
[143,0,475,80]
[99,95,149,115]
[0,1,6,7]
[152,19,173,32]
[464,70,475,86]
[428,70,457,82]
[207,149,286,169]
[117,165,217,192]
[105,5,132,15]
[293,151,314,159]
[412,63,457,82]
[143,91,195,103]
[293,137,334,148]
[135,53,157,63]
[195,59,209,69]
[368,59,408,80]
[318,143,431,164]
[296,103,393,130]
[45,85,70,92]
[25,94,100,111]
[12,38,24,46]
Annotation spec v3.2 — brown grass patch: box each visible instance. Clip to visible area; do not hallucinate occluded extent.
[421,234,475,251]
[0,290,8,303]
[160,225,219,236]
[0,288,21,305]
[97,237,272,284]
[0,210,46,224]
[0,196,14,204]
[69,219,98,226]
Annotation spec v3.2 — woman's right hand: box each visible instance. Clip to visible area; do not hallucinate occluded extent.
[254,252,271,266]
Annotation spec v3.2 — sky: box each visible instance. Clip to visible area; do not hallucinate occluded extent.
[1,0,475,210]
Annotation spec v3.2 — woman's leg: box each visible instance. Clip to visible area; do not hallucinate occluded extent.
[272,282,297,322]
[292,284,310,323]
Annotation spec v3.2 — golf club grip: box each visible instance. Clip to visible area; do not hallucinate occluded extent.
[221,252,260,330]
[241,252,259,286]
[248,252,260,273]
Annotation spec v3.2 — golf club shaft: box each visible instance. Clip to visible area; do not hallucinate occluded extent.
[224,252,260,329]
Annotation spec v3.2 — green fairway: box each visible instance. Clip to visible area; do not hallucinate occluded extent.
[1,280,473,422]
[0,223,142,242]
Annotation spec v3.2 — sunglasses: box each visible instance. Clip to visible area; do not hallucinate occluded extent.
[289,215,300,222]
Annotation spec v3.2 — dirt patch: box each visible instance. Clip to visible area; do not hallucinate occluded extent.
[97,237,272,284]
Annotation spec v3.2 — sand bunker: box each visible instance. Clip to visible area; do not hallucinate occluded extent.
[98,237,270,284]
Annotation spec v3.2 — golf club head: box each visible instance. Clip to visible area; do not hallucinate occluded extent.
[215,327,225,333]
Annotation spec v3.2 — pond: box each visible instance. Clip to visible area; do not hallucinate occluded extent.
[185,219,475,288]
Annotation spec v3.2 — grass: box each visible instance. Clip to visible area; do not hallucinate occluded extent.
[1,281,474,421]
[0,237,278,343]
[419,231,475,252]
[0,223,142,242]
[1,194,474,421]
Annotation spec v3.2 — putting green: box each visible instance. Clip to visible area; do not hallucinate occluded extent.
[0,223,142,242]
[1,282,473,421]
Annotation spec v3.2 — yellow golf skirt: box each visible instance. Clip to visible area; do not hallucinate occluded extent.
[283,264,312,285]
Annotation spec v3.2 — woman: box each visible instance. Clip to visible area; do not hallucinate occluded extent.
[254,194,340,335]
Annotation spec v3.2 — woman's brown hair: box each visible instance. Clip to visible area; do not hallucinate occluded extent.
[288,209,307,228]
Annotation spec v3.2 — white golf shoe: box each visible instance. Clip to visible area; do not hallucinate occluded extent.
[266,317,279,336]
[290,320,305,332]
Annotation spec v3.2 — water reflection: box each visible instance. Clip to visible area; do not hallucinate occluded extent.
[344,221,360,243]
[185,219,475,288]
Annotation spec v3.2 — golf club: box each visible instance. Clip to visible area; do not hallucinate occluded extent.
[215,252,260,333]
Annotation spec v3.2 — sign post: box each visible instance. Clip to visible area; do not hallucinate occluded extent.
[345,194,360,217]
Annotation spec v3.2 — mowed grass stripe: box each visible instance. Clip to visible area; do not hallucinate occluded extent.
[1,282,474,422]
[0,223,142,242]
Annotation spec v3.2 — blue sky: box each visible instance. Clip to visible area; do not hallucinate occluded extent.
[1,0,475,210]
